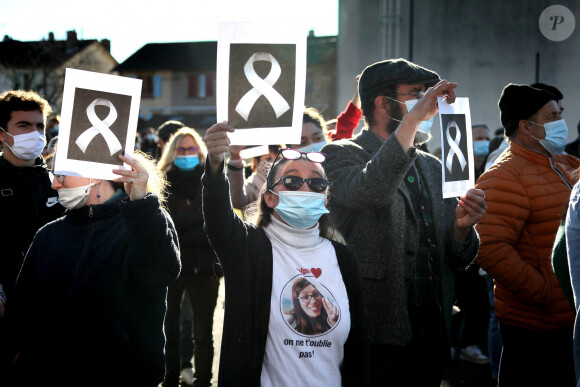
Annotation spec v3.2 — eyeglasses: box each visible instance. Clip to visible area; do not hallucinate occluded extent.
[54,174,66,183]
[269,175,329,193]
[389,92,424,100]
[299,291,322,303]
[177,146,197,154]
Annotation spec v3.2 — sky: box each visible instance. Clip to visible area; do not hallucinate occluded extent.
[0,0,339,64]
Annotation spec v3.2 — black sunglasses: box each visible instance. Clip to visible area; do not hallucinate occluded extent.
[267,148,326,180]
[269,175,329,193]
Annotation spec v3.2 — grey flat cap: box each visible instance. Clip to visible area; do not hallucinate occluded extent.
[358,58,441,100]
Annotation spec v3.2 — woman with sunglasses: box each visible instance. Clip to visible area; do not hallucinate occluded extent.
[203,122,368,386]
[6,151,181,386]
[158,127,221,387]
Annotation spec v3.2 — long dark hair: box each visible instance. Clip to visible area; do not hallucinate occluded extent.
[290,278,329,335]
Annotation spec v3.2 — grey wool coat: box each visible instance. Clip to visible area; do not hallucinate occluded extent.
[322,128,479,346]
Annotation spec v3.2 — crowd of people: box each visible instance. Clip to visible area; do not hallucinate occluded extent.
[0,56,580,387]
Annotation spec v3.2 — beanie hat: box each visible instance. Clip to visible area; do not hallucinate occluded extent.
[358,58,441,101]
[157,120,185,142]
[530,82,563,100]
[498,84,555,137]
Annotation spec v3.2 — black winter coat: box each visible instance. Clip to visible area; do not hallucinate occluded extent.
[0,155,64,299]
[8,193,180,386]
[167,165,218,276]
[202,161,369,387]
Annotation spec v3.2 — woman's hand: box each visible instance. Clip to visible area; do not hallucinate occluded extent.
[113,154,149,201]
[204,121,235,175]
[322,297,339,327]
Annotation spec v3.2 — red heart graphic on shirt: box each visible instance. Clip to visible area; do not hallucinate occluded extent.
[311,268,322,278]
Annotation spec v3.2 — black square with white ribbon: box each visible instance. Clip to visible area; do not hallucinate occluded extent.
[441,113,470,182]
[228,43,296,129]
[68,87,131,166]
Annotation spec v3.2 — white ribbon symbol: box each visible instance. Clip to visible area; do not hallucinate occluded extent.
[445,120,467,173]
[235,52,290,121]
[76,98,123,156]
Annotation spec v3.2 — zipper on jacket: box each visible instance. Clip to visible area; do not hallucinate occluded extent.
[549,157,573,190]
[89,205,94,217]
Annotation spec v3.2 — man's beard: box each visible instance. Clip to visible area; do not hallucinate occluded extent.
[386,101,403,135]
[386,101,432,146]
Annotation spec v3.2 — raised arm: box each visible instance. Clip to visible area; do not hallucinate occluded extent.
[202,122,255,274]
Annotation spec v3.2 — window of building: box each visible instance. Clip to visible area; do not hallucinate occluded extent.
[141,75,162,98]
[188,73,214,98]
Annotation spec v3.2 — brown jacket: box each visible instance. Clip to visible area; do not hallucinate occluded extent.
[475,141,579,330]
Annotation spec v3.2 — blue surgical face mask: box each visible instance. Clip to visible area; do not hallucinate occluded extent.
[174,155,200,170]
[473,140,490,157]
[404,99,435,133]
[298,140,327,153]
[528,119,568,154]
[271,190,329,229]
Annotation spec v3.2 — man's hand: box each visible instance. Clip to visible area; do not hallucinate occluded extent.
[396,80,458,151]
[454,188,486,240]
[204,121,235,175]
[407,79,458,123]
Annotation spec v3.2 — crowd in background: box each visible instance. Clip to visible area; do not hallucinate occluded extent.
[1,56,580,387]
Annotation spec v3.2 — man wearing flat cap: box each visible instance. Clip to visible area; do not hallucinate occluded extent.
[475,83,579,386]
[322,58,485,385]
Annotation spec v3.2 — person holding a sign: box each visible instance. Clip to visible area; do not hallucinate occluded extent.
[6,151,181,386]
[475,83,580,386]
[321,58,485,386]
[202,122,368,386]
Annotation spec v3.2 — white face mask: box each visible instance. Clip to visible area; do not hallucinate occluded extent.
[1,128,46,160]
[58,181,95,210]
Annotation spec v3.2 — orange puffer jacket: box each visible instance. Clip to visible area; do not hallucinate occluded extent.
[475,141,579,330]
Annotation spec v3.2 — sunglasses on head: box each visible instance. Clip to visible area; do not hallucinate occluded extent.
[269,175,329,193]
[272,148,326,165]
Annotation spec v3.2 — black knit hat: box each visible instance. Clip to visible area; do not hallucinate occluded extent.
[498,84,556,137]
[530,82,563,100]
[358,58,441,101]
[156,120,185,142]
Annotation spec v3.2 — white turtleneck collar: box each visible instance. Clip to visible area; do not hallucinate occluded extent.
[264,214,325,250]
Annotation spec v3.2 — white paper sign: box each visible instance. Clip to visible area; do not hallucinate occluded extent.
[437,97,475,198]
[54,68,142,180]
[216,20,307,145]
[239,145,269,160]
